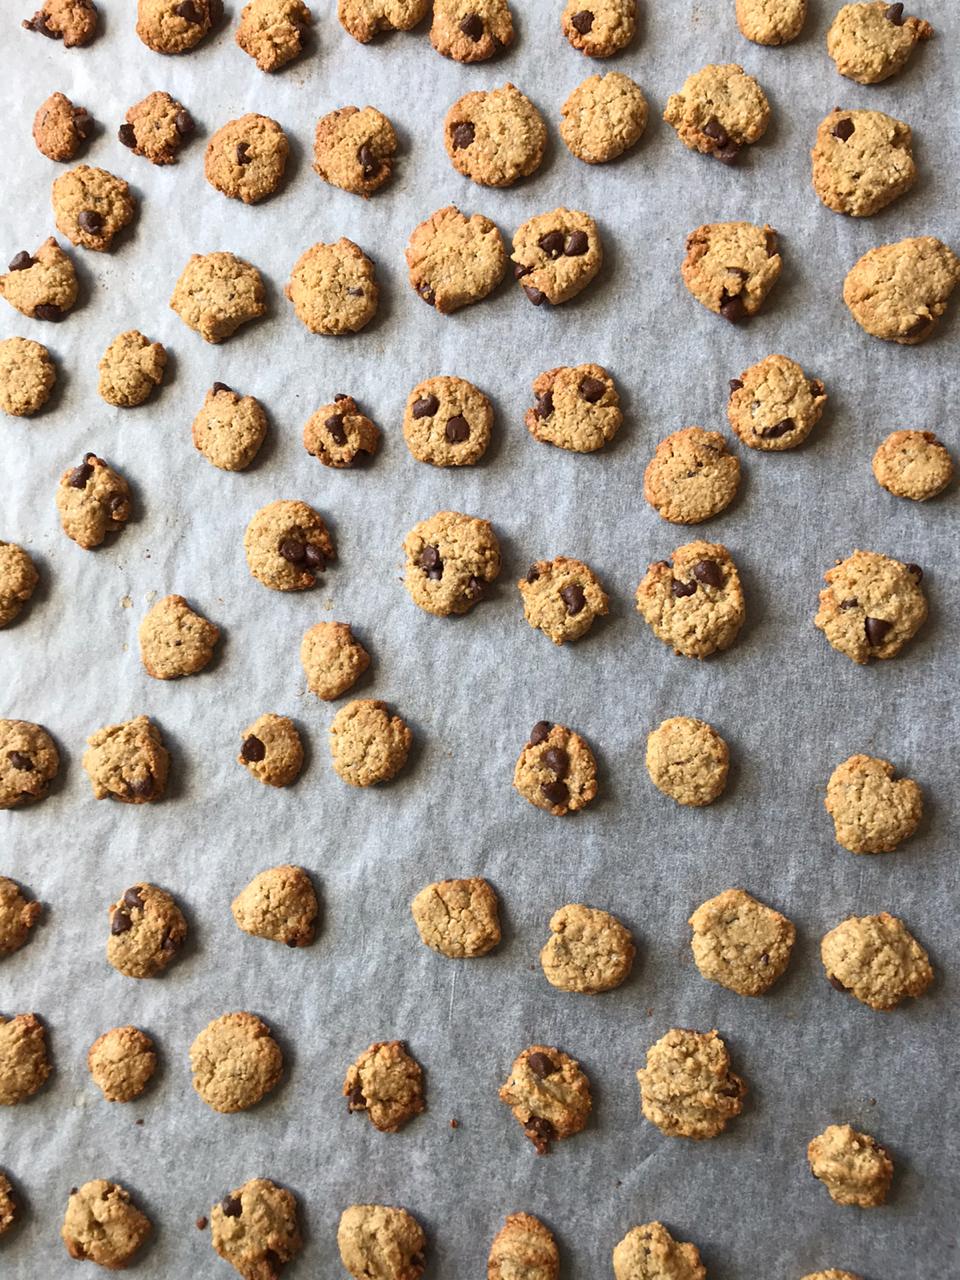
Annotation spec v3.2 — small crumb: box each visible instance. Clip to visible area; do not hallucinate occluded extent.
[616,1180,622,1187]
[120,595,132,609]
[868,1097,877,1106]
[645,1007,654,1016]
[145,590,156,602]
[196,1216,208,1231]
[135,1118,144,1126]
[450,1118,458,1129]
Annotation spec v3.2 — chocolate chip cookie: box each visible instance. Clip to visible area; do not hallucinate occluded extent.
[812,109,916,217]
[211,1179,303,1279]
[512,209,602,305]
[525,364,621,450]
[232,865,318,946]
[644,427,740,524]
[825,754,922,854]
[445,83,546,187]
[0,337,56,416]
[136,0,219,53]
[285,239,378,334]
[300,621,370,700]
[636,541,746,658]
[0,1013,50,1104]
[0,543,39,628]
[402,375,492,465]
[192,383,268,470]
[499,1045,591,1153]
[411,877,501,957]
[821,912,933,1010]
[637,1028,746,1138]
[337,1205,426,1280]
[540,903,635,993]
[613,1223,706,1280]
[430,0,513,61]
[97,330,167,406]
[645,716,729,806]
[329,699,411,786]
[0,878,41,955]
[171,251,267,342]
[843,237,959,344]
[236,0,312,70]
[205,114,289,203]
[561,0,636,56]
[814,550,926,664]
[106,882,186,978]
[872,429,953,500]
[82,715,169,803]
[559,71,647,163]
[405,205,506,312]
[808,1124,893,1207]
[0,720,59,809]
[87,1026,157,1101]
[689,888,796,995]
[120,91,194,164]
[190,1012,284,1112]
[513,720,598,816]
[23,0,97,45]
[827,2,932,83]
[55,453,130,549]
[32,92,92,162]
[664,63,769,164]
[244,499,334,591]
[303,394,380,467]
[727,354,827,451]
[313,106,397,196]
[682,222,781,321]
[1,238,76,323]
[344,1040,425,1132]
[51,165,135,252]
[402,510,501,616]
[518,556,608,644]
[61,1181,150,1268]
[238,714,304,787]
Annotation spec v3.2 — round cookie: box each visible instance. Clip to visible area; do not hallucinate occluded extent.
[120,90,194,165]
[636,541,745,659]
[827,2,933,84]
[337,1204,426,1280]
[0,877,41,955]
[559,72,647,164]
[236,0,312,70]
[814,550,926,664]
[645,716,729,806]
[238,713,304,788]
[410,877,500,958]
[313,106,397,196]
[444,83,546,188]
[821,912,933,1010]
[637,1028,745,1138]
[405,205,506,313]
[231,865,318,946]
[644,428,740,524]
[1,237,77,323]
[107,883,186,978]
[139,594,220,679]
[402,376,492,466]
[431,0,513,61]
[300,621,370,700]
[136,0,218,53]
[171,252,266,343]
[843,236,960,344]
[808,1123,893,1207]
[540,903,634,993]
[22,0,98,45]
[97,330,167,406]
[0,543,39,629]
[61,1182,150,1268]
[0,337,56,417]
[513,720,598,817]
[561,0,635,56]
[689,888,795,995]
[190,1012,284,1112]
[682,222,781,321]
[0,720,59,809]
[872,429,953,500]
[825,753,922,854]
[488,1214,558,1280]
[525,364,621,452]
[0,1013,50,1104]
[51,165,135,252]
[613,1223,706,1280]
[727,354,827,451]
[518,556,608,644]
[0,1173,15,1236]
[87,1026,157,1101]
[82,715,170,804]
[512,209,602,306]
[211,1179,303,1279]
[736,0,806,44]
[344,1040,425,1132]
[55,453,130,550]
[812,109,916,217]
[303,394,380,467]
[205,114,289,204]
[329,698,411,787]
[192,383,267,471]
[664,64,769,164]
[285,239,378,335]
[338,0,429,43]
[402,510,501,616]
[499,1044,591,1153]
[32,92,92,162]
[244,499,334,591]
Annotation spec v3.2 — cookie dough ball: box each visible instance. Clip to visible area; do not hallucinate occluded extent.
[825,754,922,854]
[844,237,960,344]
[51,165,135,252]
[808,1123,894,1207]
[613,1222,706,1280]
[171,252,267,343]
[403,376,492,466]
[560,72,647,164]
[192,383,267,471]
[431,0,513,61]
[0,1172,16,1236]
[525,364,621,451]
[540,903,634,993]
[827,2,933,83]
[244,499,334,591]
[337,1204,426,1280]
[212,1179,303,1279]
[61,1181,150,1269]
[689,888,795,995]
[205,114,289,204]
[97,330,166,406]
[87,1026,157,1101]
[821,912,933,1010]
[736,0,806,44]
[445,83,546,187]
[0,720,60,809]
[136,0,218,52]
[645,716,729,806]
[637,1027,746,1138]
[1,237,77,321]
[314,106,396,197]
[139,594,219,679]
[0,1013,51,1104]
[337,0,429,42]
[232,865,318,946]
[644,428,740,524]
[513,720,598,817]
[285,239,378,335]
[683,222,781,321]
[236,0,312,70]
[512,209,602,306]
[636,542,746,659]
[518,556,608,644]
[405,205,506,313]
[872,429,953,500]
[562,0,635,55]
[411,878,500,958]
[812,109,916,217]
[190,1012,284,1112]
[32,92,92,162]
[344,1040,425,1132]
[106,882,187,978]
[22,0,97,45]
[0,877,41,955]
[303,395,379,468]
[403,511,501,617]
[300,621,370,700]
[82,715,170,803]
[329,699,411,787]
[499,1045,592,1153]
[727,354,827,451]
[0,337,56,417]
[238,713,304,788]
[55,453,131,550]
[0,543,39,629]
[120,90,194,164]
[814,550,927,664]
[664,64,769,163]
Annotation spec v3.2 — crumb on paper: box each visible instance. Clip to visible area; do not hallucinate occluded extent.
[120,595,132,609]
[196,1216,208,1231]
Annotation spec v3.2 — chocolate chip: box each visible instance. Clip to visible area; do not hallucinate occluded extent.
[671,578,697,598]
[829,974,850,993]
[832,117,855,142]
[109,494,126,513]
[417,282,435,305]
[538,231,565,259]
[839,598,858,610]
[765,229,779,257]
[693,559,723,588]
[523,285,546,306]
[347,1084,366,1110]
[236,141,251,165]
[885,2,904,23]
[346,286,365,297]
[33,303,62,321]
[864,616,892,646]
[8,251,33,272]
[357,143,379,178]
[326,414,347,445]
[527,1052,556,1077]
[196,1217,208,1231]
[759,418,793,439]
[543,747,569,777]
[129,777,154,798]
[560,583,586,616]
[264,1251,282,1270]
[303,544,326,570]
[279,540,306,564]
[122,889,142,911]
[111,909,133,935]
[530,721,551,745]
[241,735,266,763]
[451,121,475,149]
[175,0,203,21]
[419,546,443,580]
[118,123,137,149]
[526,565,540,583]
[459,11,483,39]
[903,316,931,338]
[719,292,746,324]
[579,376,605,403]
[729,378,743,392]
[8,751,33,771]
[175,110,194,136]
[445,415,470,443]
[212,381,231,394]
[77,209,103,235]
[714,142,741,166]
[905,563,923,581]
[464,576,484,601]
[564,230,588,257]
[535,390,553,418]
[541,779,569,807]
[412,394,439,419]
[703,116,729,147]
[68,460,94,488]
[24,13,60,36]
[570,9,594,34]
[513,261,531,279]
[221,1196,242,1217]
[524,1114,556,1153]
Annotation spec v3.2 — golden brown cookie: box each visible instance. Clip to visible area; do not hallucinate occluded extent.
[843,237,959,344]
[87,1026,157,1101]
[525,364,622,451]
[244,499,334,591]
[688,888,795,995]
[411,878,500,958]
[814,550,927,664]
[205,114,289,204]
[344,1040,425,1132]
[0,1172,16,1236]
[402,510,501,616]
[431,0,513,61]
[82,715,170,804]
[32,92,92,162]
[824,754,922,854]
[827,2,933,84]
[55,453,130,550]
[0,1013,51,1105]
[211,1178,303,1279]
[139,594,220,678]
[643,428,741,524]
[120,91,194,164]
[513,720,598,817]
[106,882,187,978]
[540,903,634,993]
[645,716,729,806]
[97,330,167,406]
[236,0,312,70]
[487,1214,558,1280]
[561,0,636,56]
[61,1181,150,1268]
[232,865,318,946]
[821,912,933,1010]
[872,429,953,500]
[314,105,397,196]
[613,1222,706,1280]
[635,541,746,659]
[303,395,380,468]
[0,878,42,955]
[812,109,916,217]
[329,699,411,787]
[637,1027,746,1138]
[170,252,267,343]
[512,209,602,306]
[238,714,304,788]
[0,720,59,809]
[444,83,546,188]
[559,72,647,164]
[499,1045,592,1153]
[736,0,806,44]
[518,556,608,644]
[402,376,493,466]
[285,239,378,335]
[51,165,135,252]
[405,205,506,313]
[337,0,429,43]
[136,0,218,53]
[664,63,769,164]
[23,0,98,46]
[337,1204,426,1280]
[192,382,268,471]
[682,221,781,321]
[808,1123,894,1207]
[727,354,827,451]
[0,337,56,417]
[1,237,77,322]
[300,621,370,700]
[190,1012,284,1112]
[0,542,38,629]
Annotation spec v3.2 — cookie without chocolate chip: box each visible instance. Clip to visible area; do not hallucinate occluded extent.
[0,720,59,809]
[518,556,608,644]
[403,510,501,616]
[812,109,916,217]
[814,550,927,664]
[337,0,429,42]
[561,0,636,56]
[106,882,187,978]
[193,383,268,471]
[689,888,795,995]
[139,594,220,679]
[727,354,827,451]
[87,1026,157,1101]
[0,544,39,629]
[403,376,492,465]
[236,0,312,70]
[637,1027,746,1138]
[285,239,378,335]
[540,903,635,993]
[405,206,506,313]
[825,754,922,854]
[431,0,514,61]
[514,720,598,816]
[120,91,194,164]
[0,1013,51,1104]
[644,428,740,524]
[525,364,621,450]
[232,865,318,946]
[808,1123,894,1207]
[682,222,781,321]
[645,716,729,806]
[55,453,130,549]
[32,92,92,162]
[843,237,959,344]
[444,83,546,187]
[300,622,370,700]
[82,715,169,803]
[0,1172,16,1236]
[61,1181,150,1269]
[244,499,334,591]
[314,106,397,196]
[171,252,267,343]
[499,1045,591,1153]
[329,699,411,786]
[98,330,166,406]
[0,877,41,955]
[344,1040,425,1132]
[664,64,769,164]
[613,1222,706,1280]
[827,2,932,84]
[211,1178,303,1279]
[0,337,56,417]
[636,541,745,659]
[821,912,933,1010]
[304,395,380,467]
[560,72,647,164]
[736,0,806,43]
[1,237,77,322]
[488,1213,558,1280]
[872,430,953,500]
[512,210,602,306]
[237,714,304,788]
[411,877,500,957]
[190,1012,284,1112]
[337,1204,426,1280]
[51,165,135,252]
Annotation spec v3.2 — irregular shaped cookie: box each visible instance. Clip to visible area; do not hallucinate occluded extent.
[664,64,769,164]
[193,383,268,471]
[825,754,922,854]
[107,883,186,978]
[808,1123,893,1207]
[814,550,926,664]
[431,0,513,61]
[403,376,492,465]
[513,720,598,816]
[689,888,795,995]
[402,510,501,616]
[540,903,634,993]
[645,716,729,806]
[87,1026,157,1101]
[136,0,218,52]
[518,556,608,644]
[22,0,97,45]
[32,92,92,162]
[0,1013,50,1104]
[827,2,932,83]
[560,72,647,164]
[236,0,312,70]
[525,364,620,452]
[682,222,781,321]
[344,1040,425,1132]
[613,1222,706,1280]
[303,394,380,467]
[285,239,378,335]
[190,1012,283,1112]
[300,621,370,700]
[244,499,334,591]
[329,699,411,787]
[801,1274,862,1280]
[0,720,59,809]
[843,237,959,344]
[512,209,602,306]
[211,1178,302,1279]
[0,543,39,628]
[636,541,745,659]
[644,428,740,524]
[736,0,806,44]
[405,206,505,313]
[872,429,952,500]
[314,106,396,197]
[232,865,318,946]
[0,877,41,955]
[561,0,635,56]
[61,1181,150,1268]
[444,84,546,187]
[499,1045,591,1153]
[83,715,170,803]
[206,114,289,204]
[488,1215,557,1280]
[139,594,220,679]
[51,165,135,252]
[337,1204,426,1280]
[338,0,429,43]
[120,90,194,165]
[822,912,932,1010]
[98,331,166,407]
[55,453,130,550]
[0,1172,15,1236]
[411,877,500,957]
[171,251,267,343]
[238,713,304,788]
[0,336,55,417]
[637,1027,746,1138]
[1,238,76,323]
[812,109,916,217]
[727,354,827,451]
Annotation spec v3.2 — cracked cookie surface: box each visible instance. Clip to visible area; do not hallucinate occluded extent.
[98,330,166,406]
[193,384,268,470]
[812,109,916,217]
[0,720,59,809]
[727,354,826,451]
[0,1013,50,1104]
[23,0,97,45]
[872,429,953,500]
[1,238,77,322]
[285,239,378,334]
[211,1178,303,1279]
[314,105,396,196]
[644,427,740,524]
[52,165,135,252]
[403,510,500,616]
[205,114,289,203]
[337,1204,426,1280]
[540,903,634,993]
[682,221,781,321]
[402,376,492,465]
[244,499,334,591]
[0,544,39,629]
[190,1012,284,1112]
[736,0,806,43]
[525,363,621,450]
[488,1213,558,1280]
[301,621,370,699]
[33,92,92,162]
[637,1027,746,1138]
[689,888,795,995]
[137,0,218,52]
[636,541,745,659]
[0,877,42,954]
[87,1026,157,1101]
[843,237,959,344]
[236,0,312,70]
[444,83,546,187]
[431,0,514,61]
[338,0,429,42]
[664,63,769,163]
[329,699,411,786]
[808,1123,893,1207]
[61,1181,150,1268]
[814,550,926,664]
[83,715,169,803]
[405,205,505,313]
[121,90,194,164]
[171,251,266,343]
[825,754,922,854]
[560,72,647,163]
[512,209,602,306]
[646,716,729,806]
[139,594,220,678]
[613,1222,706,1280]
[518,556,608,644]
[0,337,56,416]
[344,1040,425,1132]
[411,877,500,957]
[821,912,932,1010]
[827,2,932,83]
[232,865,318,946]
[561,0,636,56]
[499,1044,591,1153]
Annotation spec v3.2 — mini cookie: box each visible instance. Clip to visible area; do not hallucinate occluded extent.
[403,376,492,466]
[22,0,97,45]
[139,594,220,679]
[303,394,380,467]
[808,1123,893,1207]
[344,1040,425,1132]
[402,510,501,616]
[689,888,795,995]
[238,713,304,787]
[411,877,500,958]
[300,621,370,700]
[192,383,268,471]
[61,1182,150,1268]
[405,206,506,313]
[636,541,746,659]
[120,90,194,165]
[1,238,77,323]
[727,354,826,451]
[82,715,170,803]
[206,114,289,204]
[512,209,602,306]
[518,556,608,644]
[644,428,740,524]
[51,165,135,253]
[540,903,634,993]
[0,878,41,955]
[444,84,546,188]
[825,754,922,854]
[107,882,186,978]
[844,237,960,344]
[236,0,312,70]
[488,1214,558,1280]
[827,2,932,83]
[190,1012,284,1112]
[0,1013,50,1104]
[0,720,59,809]
[244,499,334,591]
[814,550,926,664]
[285,239,378,335]
[329,698,411,787]
[821,912,933,1010]
[431,0,513,61]
[812,109,916,217]
[561,0,636,56]
[338,0,429,42]
[872,429,953,500]
[87,1026,157,1101]
[32,92,92,162]
[337,1205,426,1280]
[645,716,729,806]
[736,0,806,44]
[664,64,769,164]
[559,72,647,164]
[232,865,318,946]
[55,453,131,549]
[0,542,39,628]
[171,252,267,343]
[0,1172,15,1236]
[513,720,598,817]
[525,364,621,451]
[637,1027,746,1138]
[314,106,396,197]
[613,1223,706,1280]
[682,222,781,322]
[98,330,166,406]
[0,337,55,416]
[499,1045,591,1154]
[136,0,218,53]
[212,1179,302,1279]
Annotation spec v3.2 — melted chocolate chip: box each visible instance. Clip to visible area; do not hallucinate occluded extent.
[221,1196,242,1217]
[326,414,347,445]
[729,378,743,392]
[905,563,923,581]
[527,1052,557,1077]
[175,0,203,21]
[241,735,266,763]
[346,287,365,297]
[128,777,154,799]
[347,1084,366,1110]
[759,418,793,439]
[417,282,435,305]
[33,303,62,321]
[118,123,137,149]
[451,121,475,149]
[412,394,439,419]
[672,578,697,598]
[111,909,133,935]
[8,751,33,771]
[524,1114,556,1153]
[560,583,586,616]
[279,539,306,564]
[535,390,554,418]
[579,376,605,403]
[77,209,103,235]
[418,546,443,580]
[693,559,723,588]
[303,544,326,570]
[719,292,746,324]
[8,251,33,272]
[68,460,94,488]
[530,721,552,745]
[570,10,594,34]
[464,576,484,601]
[541,779,569,807]
[765,229,779,257]
[538,231,564,259]
[864,616,892,646]
[703,116,729,147]
[714,142,741,166]
[236,141,251,165]
[513,261,531,279]
[832,117,855,142]
[445,415,470,443]
[23,13,60,36]
[175,110,194,136]
[829,974,850,993]
[526,566,540,583]
[357,143,378,178]
[459,11,483,39]
[543,747,569,777]
[903,316,931,338]
[839,598,858,610]
[885,2,904,23]
[564,230,588,256]
[523,285,546,306]
[212,381,231,394]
